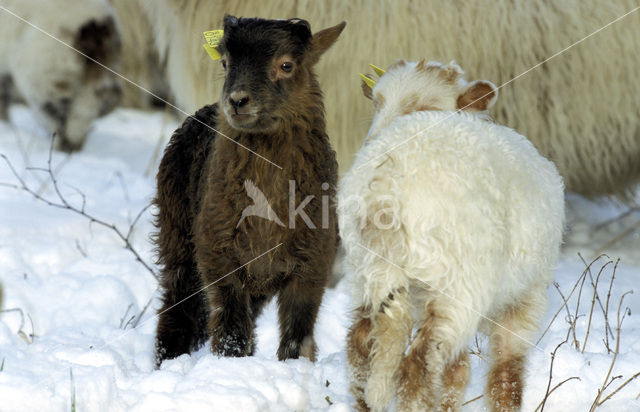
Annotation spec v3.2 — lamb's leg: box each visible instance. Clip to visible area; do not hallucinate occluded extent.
[487,287,546,412]
[0,74,13,119]
[207,278,256,357]
[155,263,209,367]
[346,306,374,412]
[397,298,478,411]
[154,105,217,367]
[365,288,412,412]
[250,294,269,321]
[440,351,471,411]
[276,276,325,361]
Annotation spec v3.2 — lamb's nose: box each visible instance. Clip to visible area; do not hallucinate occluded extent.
[229,91,250,110]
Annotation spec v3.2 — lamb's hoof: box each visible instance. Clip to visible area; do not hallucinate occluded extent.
[364,373,395,412]
[55,135,83,153]
[211,333,252,357]
[277,335,317,362]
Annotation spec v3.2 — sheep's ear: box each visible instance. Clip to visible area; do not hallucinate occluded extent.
[457,80,498,112]
[308,21,346,64]
[223,14,239,28]
[360,74,374,100]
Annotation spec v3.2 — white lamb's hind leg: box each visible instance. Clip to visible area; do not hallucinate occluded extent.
[397,297,479,411]
[364,287,412,412]
[486,285,547,412]
[440,351,471,411]
[346,305,374,412]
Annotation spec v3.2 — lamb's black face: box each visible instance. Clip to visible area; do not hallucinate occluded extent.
[217,16,313,132]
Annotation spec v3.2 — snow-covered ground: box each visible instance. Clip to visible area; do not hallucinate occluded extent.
[0,105,638,411]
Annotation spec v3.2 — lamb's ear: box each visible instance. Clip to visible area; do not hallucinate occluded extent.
[360,75,374,100]
[308,21,346,64]
[457,80,498,112]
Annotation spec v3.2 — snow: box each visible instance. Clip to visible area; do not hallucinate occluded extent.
[1,104,639,411]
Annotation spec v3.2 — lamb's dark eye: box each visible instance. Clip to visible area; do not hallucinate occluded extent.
[221,60,227,70]
[281,62,294,73]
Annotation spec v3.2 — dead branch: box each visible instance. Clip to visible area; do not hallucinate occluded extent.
[582,260,613,353]
[593,207,639,231]
[469,334,488,362]
[537,255,604,345]
[594,220,640,257]
[119,304,134,329]
[131,296,154,328]
[534,376,581,412]
[589,290,633,411]
[570,253,600,350]
[603,259,620,353]
[552,281,578,347]
[0,136,158,281]
[537,329,571,412]
[462,394,483,406]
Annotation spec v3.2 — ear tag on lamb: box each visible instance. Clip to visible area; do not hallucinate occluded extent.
[202,30,223,60]
[359,73,376,88]
[369,63,386,77]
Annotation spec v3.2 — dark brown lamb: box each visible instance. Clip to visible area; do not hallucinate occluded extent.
[153,15,345,367]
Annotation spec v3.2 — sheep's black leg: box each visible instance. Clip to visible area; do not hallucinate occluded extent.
[153,103,218,367]
[207,281,256,357]
[250,294,269,321]
[0,74,13,119]
[276,276,325,361]
[155,263,209,367]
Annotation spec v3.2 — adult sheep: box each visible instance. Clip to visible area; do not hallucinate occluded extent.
[135,0,639,199]
[0,0,122,151]
[338,60,565,411]
[153,16,344,366]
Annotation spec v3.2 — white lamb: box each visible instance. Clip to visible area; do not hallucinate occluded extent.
[338,60,565,411]
[0,0,121,151]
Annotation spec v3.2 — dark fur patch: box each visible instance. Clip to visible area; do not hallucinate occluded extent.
[41,98,71,124]
[75,17,120,64]
[0,75,13,119]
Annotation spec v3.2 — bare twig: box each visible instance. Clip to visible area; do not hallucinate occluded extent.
[469,335,488,362]
[131,295,155,328]
[126,204,151,242]
[570,253,601,349]
[552,282,575,335]
[593,207,639,231]
[462,394,483,406]
[589,290,633,411]
[119,304,134,329]
[534,376,581,412]
[579,254,615,344]
[603,259,620,353]
[0,136,158,281]
[114,171,131,203]
[594,220,640,256]
[75,239,88,258]
[582,260,613,353]
[537,330,570,412]
[537,256,603,345]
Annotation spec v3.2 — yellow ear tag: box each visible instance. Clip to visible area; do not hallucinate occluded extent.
[359,73,376,88]
[369,63,386,77]
[202,29,224,61]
